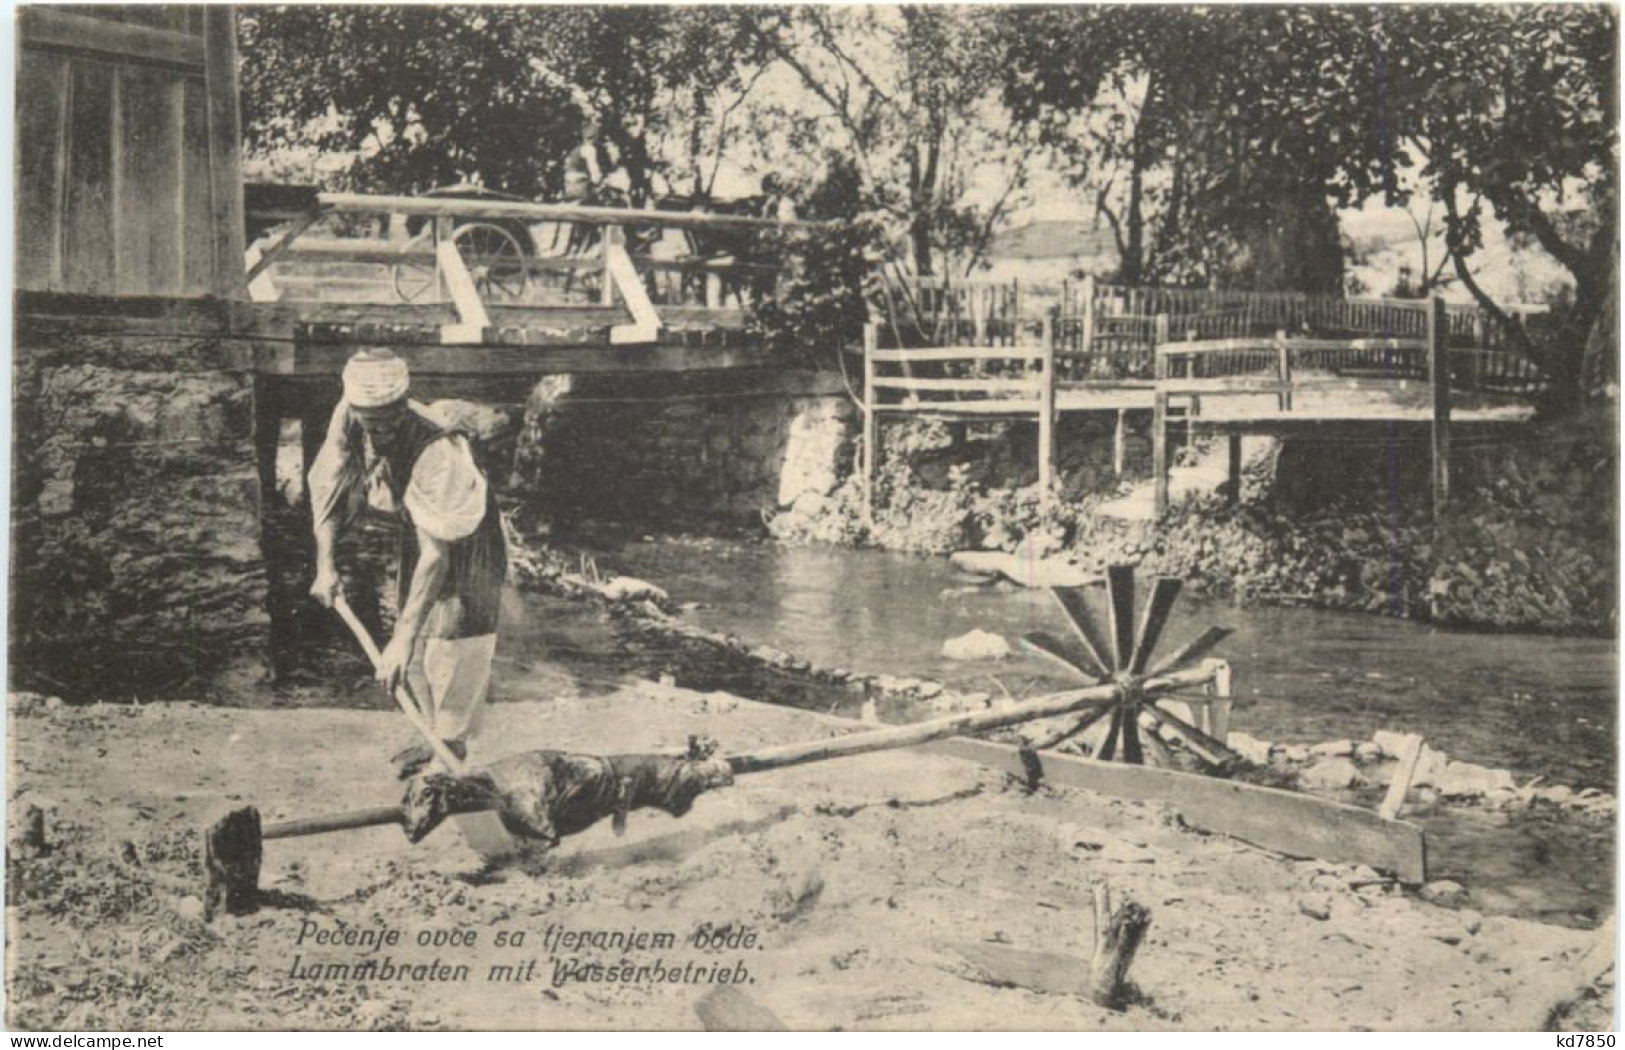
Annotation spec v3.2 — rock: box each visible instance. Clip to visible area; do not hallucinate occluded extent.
[1228,732,1273,766]
[1434,761,1515,798]
[1459,909,1483,935]
[1410,745,1450,788]
[1421,879,1470,906]
[1300,757,1359,790]
[173,896,206,922]
[1353,742,1384,765]
[789,491,829,520]
[941,629,1011,661]
[1297,896,1332,921]
[1280,745,1312,764]
[1371,730,1412,758]
[1311,739,1355,758]
[1538,785,1575,806]
[601,576,669,604]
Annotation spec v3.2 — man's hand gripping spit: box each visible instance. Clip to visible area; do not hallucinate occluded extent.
[379,527,451,694]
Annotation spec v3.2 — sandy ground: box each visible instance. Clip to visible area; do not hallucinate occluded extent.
[5,684,1614,1031]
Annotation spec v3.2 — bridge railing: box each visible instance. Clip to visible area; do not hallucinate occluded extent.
[878,273,1551,383]
[243,191,824,344]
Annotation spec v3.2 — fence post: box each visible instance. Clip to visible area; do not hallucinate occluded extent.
[1429,295,1451,521]
[1152,347,1169,517]
[1227,433,1243,506]
[1275,329,1293,412]
[1113,409,1126,478]
[1039,309,1056,506]
[863,322,880,527]
[1080,274,1097,366]
[602,224,623,307]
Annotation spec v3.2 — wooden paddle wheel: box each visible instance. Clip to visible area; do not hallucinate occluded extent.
[1021,565,1241,772]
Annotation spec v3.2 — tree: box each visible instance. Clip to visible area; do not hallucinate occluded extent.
[1373,5,1617,410]
[748,6,1037,277]
[238,7,776,201]
[998,6,1384,291]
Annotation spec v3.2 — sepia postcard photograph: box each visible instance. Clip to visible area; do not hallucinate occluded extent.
[5,2,1619,1033]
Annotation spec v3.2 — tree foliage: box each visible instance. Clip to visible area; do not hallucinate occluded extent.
[748,6,1037,276]
[238,6,774,201]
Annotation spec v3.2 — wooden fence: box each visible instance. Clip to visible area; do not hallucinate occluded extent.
[883,274,1548,390]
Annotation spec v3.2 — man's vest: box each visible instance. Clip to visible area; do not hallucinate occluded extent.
[358,405,507,640]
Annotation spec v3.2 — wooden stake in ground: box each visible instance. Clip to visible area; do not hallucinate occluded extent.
[1090,882,1152,1011]
[203,805,262,919]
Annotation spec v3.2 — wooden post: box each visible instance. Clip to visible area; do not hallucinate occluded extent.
[1226,432,1243,505]
[1113,409,1126,478]
[1468,310,1485,391]
[1429,295,1451,519]
[1379,734,1425,821]
[1152,392,1169,516]
[1089,884,1151,1011]
[1038,309,1055,504]
[434,214,454,301]
[203,6,246,298]
[1080,274,1097,365]
[1152,312,1169,361]
[1275,329,1293,411]
[602,224,623,307]
[862,322,879,526]
[1205,658,1233,743]
[204,806,262,919]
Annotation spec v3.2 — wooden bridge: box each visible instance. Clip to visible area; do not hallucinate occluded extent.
[862,281,1546,519]
[241,187,822,387]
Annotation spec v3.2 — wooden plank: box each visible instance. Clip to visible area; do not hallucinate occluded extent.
[863,322,879,525]
[1152,389,1169,516]
[284,340,782,378]
[871,401,1045,418]
[925,737,1427,883]
[436,235,492,335]
[1146,626,1231,678]
[606,237,663,344]
[1049,587,1114,675]
[1105,565,1136,671]
[870,347,1046,363]
[179,77,214,294]
[1039,312,1056,500]
[16,49,70,290]
[202,6,245,298]
[63,59,118,294]
[19,8,207,70]
[1128,576,1182,674]
[952,942,1090,997]
[317,191,830,233]
[1021,631,1110,682]
[115,64,184,294]
[1429,296,1451,517]
[871,377,1039,394]
[1379,733,1424,821]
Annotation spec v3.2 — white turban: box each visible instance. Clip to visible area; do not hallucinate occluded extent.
[342,350,410,408]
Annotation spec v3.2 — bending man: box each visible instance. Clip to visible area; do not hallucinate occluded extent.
[307,349,508,784]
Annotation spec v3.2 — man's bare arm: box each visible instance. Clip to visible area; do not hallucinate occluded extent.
[376,528,450,693]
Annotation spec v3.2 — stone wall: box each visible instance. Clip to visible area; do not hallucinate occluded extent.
[12,299,269,696]
[513,370,856,527]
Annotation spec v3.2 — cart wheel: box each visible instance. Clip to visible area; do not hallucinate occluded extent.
[453,221,529,304]
[392,230,439,303]
[391,222,530,304]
